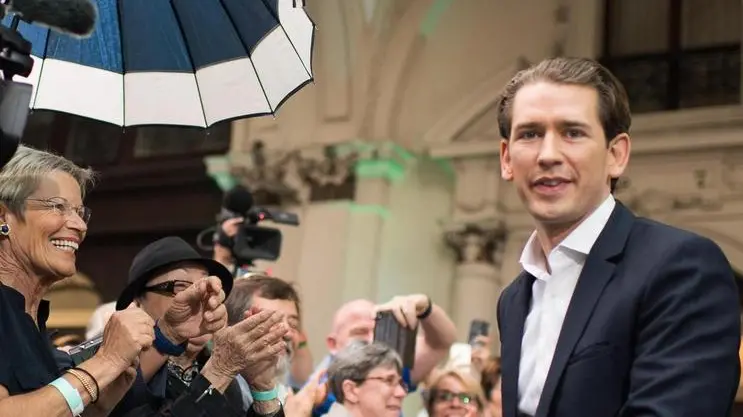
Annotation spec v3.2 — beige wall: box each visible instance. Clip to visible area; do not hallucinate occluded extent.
[206,1,743,401]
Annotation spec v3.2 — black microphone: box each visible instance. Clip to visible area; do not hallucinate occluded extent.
[1,0,98,37]
[220,185,254,221]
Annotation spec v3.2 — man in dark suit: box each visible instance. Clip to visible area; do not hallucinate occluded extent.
[495,56,741,417]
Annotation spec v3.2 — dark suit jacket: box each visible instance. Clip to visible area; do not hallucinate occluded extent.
[497,202,741,417]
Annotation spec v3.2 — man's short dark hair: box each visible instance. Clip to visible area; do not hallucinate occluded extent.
[496,57,632,192]
[225,274,301,325]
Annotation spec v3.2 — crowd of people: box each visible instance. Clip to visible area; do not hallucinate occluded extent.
[0,144,500,417]
[1,55,741,417]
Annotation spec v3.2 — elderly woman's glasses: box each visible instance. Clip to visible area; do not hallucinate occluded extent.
[26,198,92,224]
[142,280,193,297]
[357,375,409,392]
[433,390,476,405]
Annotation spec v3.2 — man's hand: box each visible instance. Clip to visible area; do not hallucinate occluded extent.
[159,276,228,344]
[471,335,491,373]
[284,371,328,415]
[206,308,288,387]
[95,304,155,373]
[372,294,431,329]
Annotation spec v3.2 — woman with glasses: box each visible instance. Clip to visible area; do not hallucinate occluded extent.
[327,341,408,417]
[425,368,485,417]
[0,146,158,416]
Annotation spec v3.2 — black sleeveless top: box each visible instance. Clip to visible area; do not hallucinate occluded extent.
[0,284,61,395]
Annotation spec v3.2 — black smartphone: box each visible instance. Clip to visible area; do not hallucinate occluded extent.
[468,320,490,346]
[373,310,417,369]
[68,336,103,366]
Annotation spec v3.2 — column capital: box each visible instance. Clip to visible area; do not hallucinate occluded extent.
[336,140,416,183]
[219,141,358,206]
[444,221,507,267]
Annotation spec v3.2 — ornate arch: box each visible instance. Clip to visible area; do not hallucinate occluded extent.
[420,62,520,146]
[367,0,434,138]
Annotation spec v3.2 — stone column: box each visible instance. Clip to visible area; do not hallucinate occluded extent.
[340,141,413,302]
[445,223,507,346]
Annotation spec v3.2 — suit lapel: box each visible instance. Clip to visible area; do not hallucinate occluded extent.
[534,203,635,417]
[502,271,535,417]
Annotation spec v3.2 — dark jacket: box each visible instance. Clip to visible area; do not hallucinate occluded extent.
[498,203,741,417]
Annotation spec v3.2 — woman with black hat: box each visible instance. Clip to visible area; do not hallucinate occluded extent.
[111,237,290,417]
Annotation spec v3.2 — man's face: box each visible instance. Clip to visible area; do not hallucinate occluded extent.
[331,313,375,354]
[500,81,630,231]
[252,295,300,377]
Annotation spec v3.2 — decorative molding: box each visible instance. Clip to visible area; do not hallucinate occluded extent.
[444,222,507,267]
[211,141,359,206]
[615,175,724,216]
[551,2,570,57]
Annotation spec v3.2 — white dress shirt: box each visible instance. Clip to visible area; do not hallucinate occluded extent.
[517,195,616,415]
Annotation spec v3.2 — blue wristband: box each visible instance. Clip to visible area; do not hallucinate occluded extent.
[251,385,278,402]
[50,377,85,416]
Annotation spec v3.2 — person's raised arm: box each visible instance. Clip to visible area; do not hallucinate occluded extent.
[373,294,457,384]
[0,305,154,417]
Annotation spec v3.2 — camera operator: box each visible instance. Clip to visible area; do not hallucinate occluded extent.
[111,237,289,417]
[0,146,155,416]
[213,219,314,391]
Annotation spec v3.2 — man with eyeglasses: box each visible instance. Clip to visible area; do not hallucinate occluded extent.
[109,236,290,416]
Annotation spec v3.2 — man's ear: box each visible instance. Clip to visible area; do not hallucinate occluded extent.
[326,335,337,355]
[607,133,631,180]
[500,139,513,181]
[342,380,360,404]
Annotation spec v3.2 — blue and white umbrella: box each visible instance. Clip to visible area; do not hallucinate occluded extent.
[2,0,314,128]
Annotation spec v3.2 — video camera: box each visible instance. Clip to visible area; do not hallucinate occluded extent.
[197,185,300,271]
[0,12,34,170]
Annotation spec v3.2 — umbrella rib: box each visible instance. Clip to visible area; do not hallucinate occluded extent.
[217,0,273,112]
[258,0,313,79]
[166,0,209,128]
[116,0,126,127]
[30,26,52,110]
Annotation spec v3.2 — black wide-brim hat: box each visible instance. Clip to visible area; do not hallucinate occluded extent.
[116,236,234,311]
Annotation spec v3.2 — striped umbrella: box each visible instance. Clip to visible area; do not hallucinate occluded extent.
[1,0,314,128]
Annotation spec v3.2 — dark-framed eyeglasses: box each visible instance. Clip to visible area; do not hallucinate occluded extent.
[142,280,194,297]
[26,197,92,224]
[356,375,409,392]
[432,389,476,406]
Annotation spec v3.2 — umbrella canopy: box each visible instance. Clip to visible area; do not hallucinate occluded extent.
[1,0,315,128]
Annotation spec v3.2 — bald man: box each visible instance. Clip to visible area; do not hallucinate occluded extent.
[311,294,457,416]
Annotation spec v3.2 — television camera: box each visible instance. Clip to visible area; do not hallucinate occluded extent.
[197,185,300,274]
[0,11,33,170]
[0,0,98,170]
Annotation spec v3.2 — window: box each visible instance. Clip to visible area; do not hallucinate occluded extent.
[602,0,741,112]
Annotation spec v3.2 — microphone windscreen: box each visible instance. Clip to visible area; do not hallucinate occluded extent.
[223,185,254,215]
[10,0,97,37]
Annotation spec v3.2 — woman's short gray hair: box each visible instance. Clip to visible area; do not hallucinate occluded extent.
[0,145,94,216]
[328,341,402,404]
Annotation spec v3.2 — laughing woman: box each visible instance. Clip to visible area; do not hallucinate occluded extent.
[0,146,157,416]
